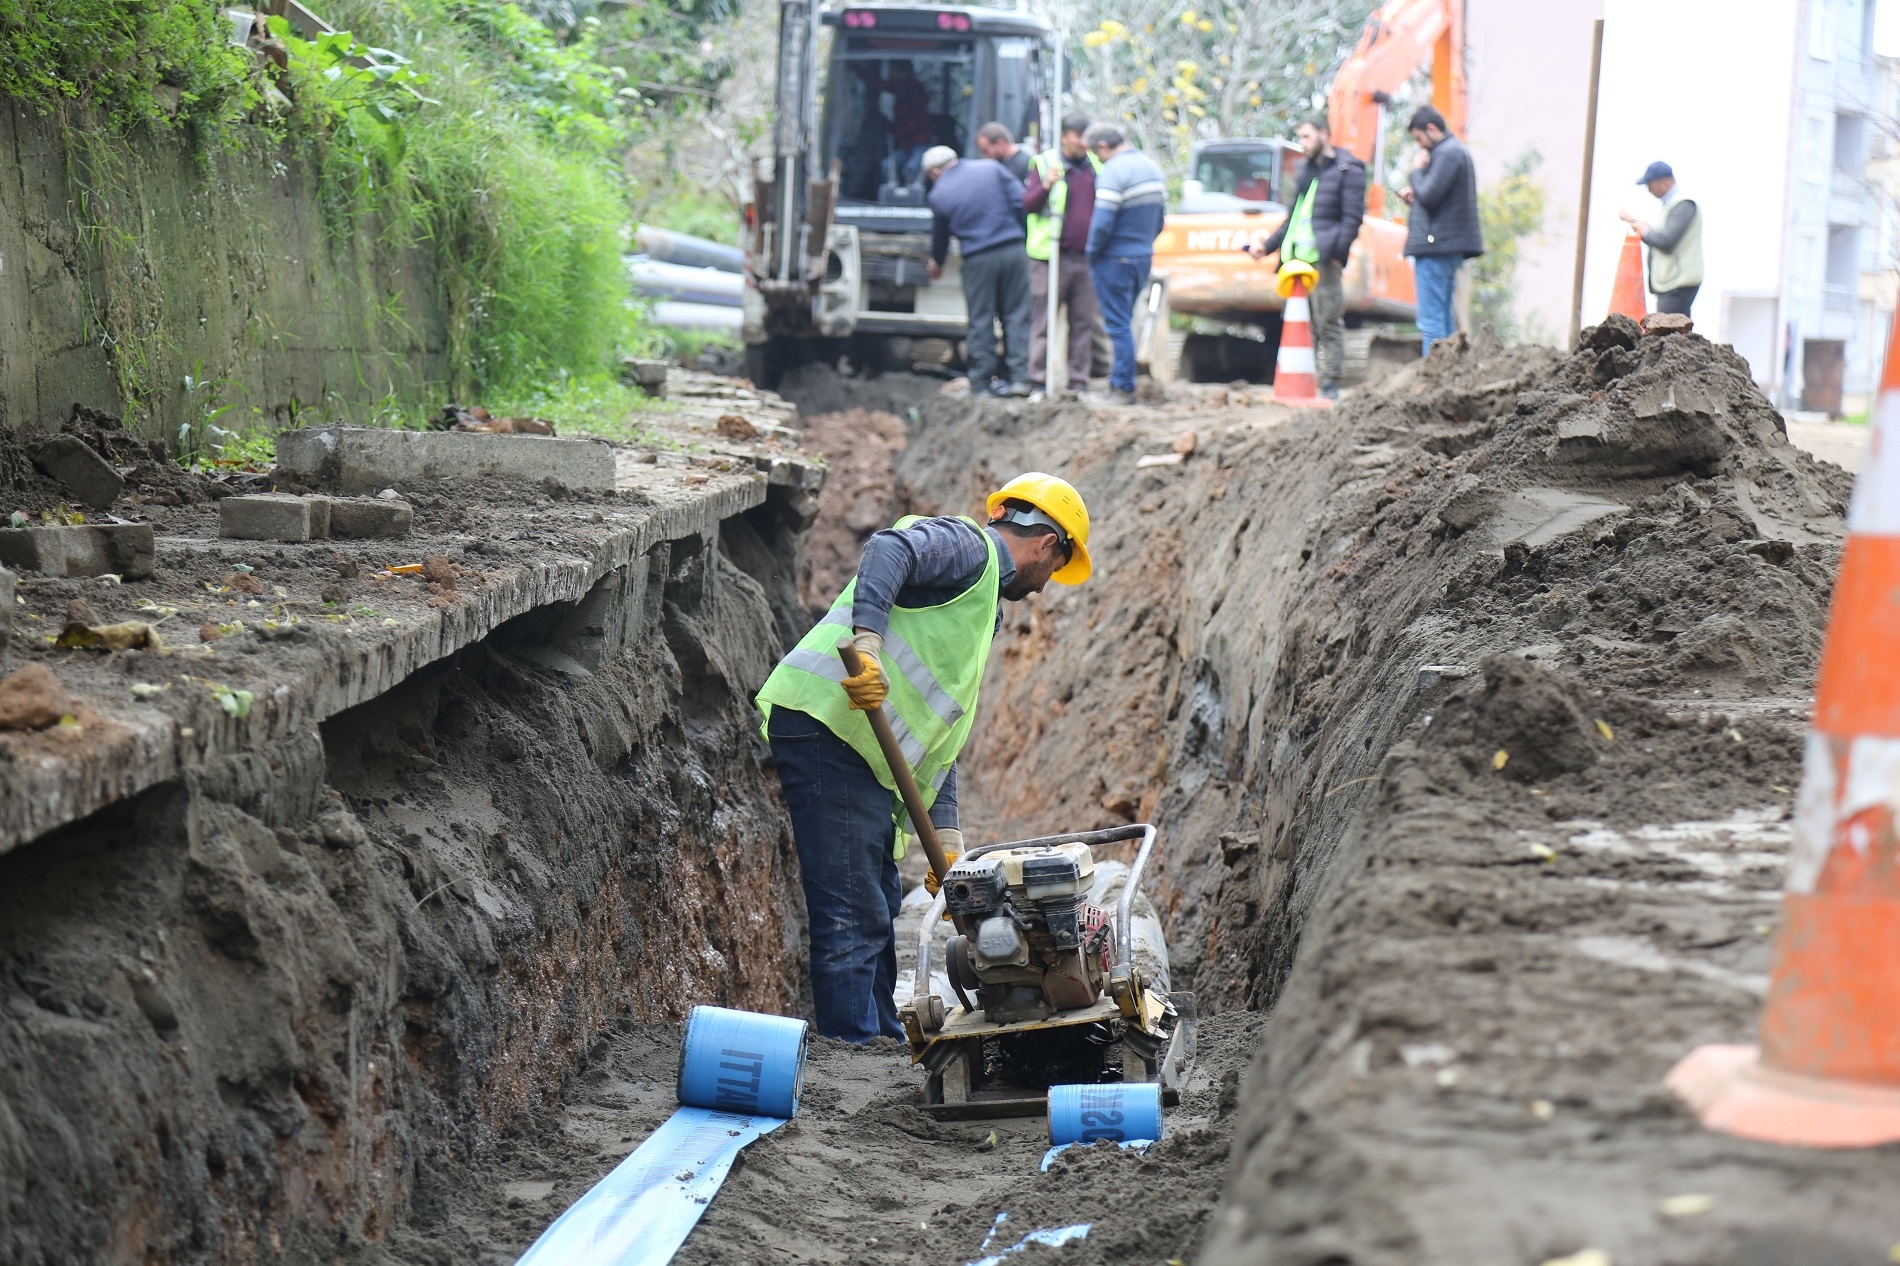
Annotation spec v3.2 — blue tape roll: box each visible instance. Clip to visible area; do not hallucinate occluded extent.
[677,1004,808,1118]
[1047,1082,1163,1146]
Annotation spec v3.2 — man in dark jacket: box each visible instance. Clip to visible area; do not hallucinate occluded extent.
[1398,105,1483,355]
[925,145,1033,396]
[1252,117,1365,399]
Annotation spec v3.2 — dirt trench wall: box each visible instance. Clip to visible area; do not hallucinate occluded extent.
[888,323,1880,1261]
[0,103,446,439]
[0,530,804,1264]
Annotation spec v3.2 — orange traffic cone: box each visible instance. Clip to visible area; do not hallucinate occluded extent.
[1608,230,1647,321]
[1665,304,1900,1147]
[1272,265,1333,409]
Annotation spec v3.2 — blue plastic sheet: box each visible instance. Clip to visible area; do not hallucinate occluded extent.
[515,1006,808,1266]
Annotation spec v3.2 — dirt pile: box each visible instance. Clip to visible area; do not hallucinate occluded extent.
[871,322,1893,1261]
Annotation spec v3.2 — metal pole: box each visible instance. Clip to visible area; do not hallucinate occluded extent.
[1568,18,1605,350]
[1045,25,1064,392]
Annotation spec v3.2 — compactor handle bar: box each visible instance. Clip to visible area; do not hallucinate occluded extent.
[912,824,1158,1007]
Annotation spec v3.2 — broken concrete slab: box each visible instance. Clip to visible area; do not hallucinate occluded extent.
[32,436,124,509]
[220,493,330,542]
[329,497,413,539]
[275,426,616,495]
[0,524,155,579]
[1642,311,1694,336]
[1631,378,1721,419]
[1488,486,1628,549]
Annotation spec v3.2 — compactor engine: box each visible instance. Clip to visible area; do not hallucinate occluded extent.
[940,843,1114,1025]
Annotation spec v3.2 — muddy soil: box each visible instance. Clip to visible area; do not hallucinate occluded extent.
[872,323,1898,1262]
[0,424,816,1262]
[447,1008,1263,1266]
[433,322,1883,1266]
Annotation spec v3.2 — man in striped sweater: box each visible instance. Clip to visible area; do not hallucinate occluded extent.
[1084,123,1167,404]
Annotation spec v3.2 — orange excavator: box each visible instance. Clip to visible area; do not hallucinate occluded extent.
[1153,0,1467,381]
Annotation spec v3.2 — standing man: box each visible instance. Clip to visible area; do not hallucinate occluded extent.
[1620,161,1702,316]
[924,146,1034,397]
[975,122,1032,183]
[1397,105,1483,355]
[756,474,1094,1042]
[1085,122,1167,405]
[1023,112,1102,395]
[1250,116,1366,400]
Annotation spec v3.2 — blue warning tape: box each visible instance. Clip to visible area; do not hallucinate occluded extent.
[515,1006,808,1266]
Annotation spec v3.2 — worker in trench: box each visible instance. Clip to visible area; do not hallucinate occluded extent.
[754,474,1093,1041]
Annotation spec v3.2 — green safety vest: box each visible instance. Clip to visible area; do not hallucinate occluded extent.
[1284,176,1319,264]
[755,516,1000,848]
[1026,149,1107,262]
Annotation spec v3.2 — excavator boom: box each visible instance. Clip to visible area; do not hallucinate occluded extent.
[1326,0,1466,167]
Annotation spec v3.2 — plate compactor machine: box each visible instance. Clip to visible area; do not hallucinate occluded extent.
[901,824,1195,1119]
[833,638,1194,1120]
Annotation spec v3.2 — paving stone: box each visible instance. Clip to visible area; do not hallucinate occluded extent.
[329,498,414,539]
[32,436,124,509]
[275,426,616,494]
[220,494,329,542]
[0,524,156,579]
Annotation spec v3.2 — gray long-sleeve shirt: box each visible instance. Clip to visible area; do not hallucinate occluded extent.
[1641,198,1698,254]
[849,516,1017,831]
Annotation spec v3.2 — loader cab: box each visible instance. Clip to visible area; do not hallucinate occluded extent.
[820,5,1051,230]
[1177,139,1304,214]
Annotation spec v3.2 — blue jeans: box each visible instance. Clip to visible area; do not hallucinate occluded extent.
[1091,255,1150,392]
[769,707,956,1042]
[1413,254,1461,354]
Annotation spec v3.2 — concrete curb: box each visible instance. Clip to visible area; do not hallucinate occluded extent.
[0,469,775,855]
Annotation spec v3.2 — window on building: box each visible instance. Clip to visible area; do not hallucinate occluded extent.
[1827,224,1860,287]
[1811,0,1836,60]
[1805,116,1829,181]
[1835,113,1866,173]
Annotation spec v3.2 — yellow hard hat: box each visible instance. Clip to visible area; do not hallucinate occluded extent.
[985,472,1092,584]
[1275,258,1319,299]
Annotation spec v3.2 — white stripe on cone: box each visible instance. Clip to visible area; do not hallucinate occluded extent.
[1277,346,1317,375]
[1849,388,1900,533]
[1284,297,1311,324]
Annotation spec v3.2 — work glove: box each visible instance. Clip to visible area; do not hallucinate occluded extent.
[921,827,963,896]
[841,630,887,711]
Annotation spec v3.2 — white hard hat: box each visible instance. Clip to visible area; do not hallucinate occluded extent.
[921,145,958,174]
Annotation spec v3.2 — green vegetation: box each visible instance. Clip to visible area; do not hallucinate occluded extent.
[0,1,260,135]
[1,0,738,439]
[481,375,664,443]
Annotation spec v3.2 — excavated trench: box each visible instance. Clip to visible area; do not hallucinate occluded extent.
[8,322,1900,1266]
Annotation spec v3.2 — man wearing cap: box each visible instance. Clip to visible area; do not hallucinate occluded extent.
[924,146,1035,397]
[756,474,1093,1042]
[1621,161,1703,316]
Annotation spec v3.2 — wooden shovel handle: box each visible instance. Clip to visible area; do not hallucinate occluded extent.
[838,638,953,888]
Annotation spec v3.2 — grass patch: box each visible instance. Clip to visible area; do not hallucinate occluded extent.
[482,375,673,445]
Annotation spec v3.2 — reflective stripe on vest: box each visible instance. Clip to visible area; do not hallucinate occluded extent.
[755,516,999,832]
[1285,177,1319,264]
[1026,149,1104,262]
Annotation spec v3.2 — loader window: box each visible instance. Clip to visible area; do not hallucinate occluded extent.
[1195,148,1282,204]
[830,47,975,203]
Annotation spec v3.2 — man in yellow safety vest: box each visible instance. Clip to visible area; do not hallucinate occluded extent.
[755,473,1093,1041]
[1249,117,1366,401]
[1023,113,1104,395]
